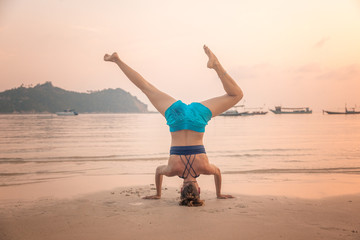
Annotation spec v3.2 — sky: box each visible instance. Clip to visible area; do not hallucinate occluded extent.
[1,0,360,111]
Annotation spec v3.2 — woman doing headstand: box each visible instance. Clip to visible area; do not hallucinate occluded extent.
[104,45,243,206]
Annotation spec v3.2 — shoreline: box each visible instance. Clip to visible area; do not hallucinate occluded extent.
[1,173,360,202]
[1,184,359,240]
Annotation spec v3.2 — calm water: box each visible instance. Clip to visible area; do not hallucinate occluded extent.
[1,113,359,189]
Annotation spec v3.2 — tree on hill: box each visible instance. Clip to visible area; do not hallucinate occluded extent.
[0,82,148,113]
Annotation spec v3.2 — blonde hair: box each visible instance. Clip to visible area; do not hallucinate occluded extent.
[179,183,204,207]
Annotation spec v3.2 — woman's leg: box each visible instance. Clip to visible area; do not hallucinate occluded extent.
[201,45,243,117]
[104,52,176,116]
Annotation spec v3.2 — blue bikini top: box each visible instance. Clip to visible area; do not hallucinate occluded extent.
[164,100,212,132]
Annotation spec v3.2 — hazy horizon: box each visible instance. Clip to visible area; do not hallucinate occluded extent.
[1,0,360,111]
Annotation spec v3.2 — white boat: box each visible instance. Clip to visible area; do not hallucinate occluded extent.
[270,106,312,114]
[220,109,248,116]
[220,104,268,116]
[220,105,247,116]
[56,109,78,116]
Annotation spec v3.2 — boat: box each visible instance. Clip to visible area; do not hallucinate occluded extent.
[220,105,268,116]
[56,109,78,116]
[220,109,248,116]
[323,107,360,115]
[241,107,268,116]
[241,110,268,116]
[270,106,312,114]
[220,105,248,116]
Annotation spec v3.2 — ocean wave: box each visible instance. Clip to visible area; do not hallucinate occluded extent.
[212,153,312,158]
[0,175,75,187]
[0,173,153,187]
[0,150,325,164]
[0,147,315,164]
[0,158,26,163]
[208,148,312,154]
[248,148,313,152]
[223,167,360,174]
[0,155,168,164]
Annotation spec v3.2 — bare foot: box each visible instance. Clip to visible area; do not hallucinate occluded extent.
[143,195,161,200]
[217,194,234,199]
[104,52,120,62]
[203,45,219,69]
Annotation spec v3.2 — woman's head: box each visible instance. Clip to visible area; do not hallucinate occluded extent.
[179,182,204,207]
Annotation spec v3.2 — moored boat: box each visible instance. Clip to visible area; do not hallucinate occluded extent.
[242,110,268,116]
[323,107,360,115]
[220,105,268,116]
[220,105,248,116]
[270,106,312,114]
[241,106,268,116]
[56,109,78,116]
[220,109,248,116]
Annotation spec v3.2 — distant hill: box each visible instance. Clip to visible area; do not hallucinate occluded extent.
[0,82,148,113]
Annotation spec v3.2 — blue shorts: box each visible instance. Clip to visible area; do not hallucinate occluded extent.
[164,100,212,132]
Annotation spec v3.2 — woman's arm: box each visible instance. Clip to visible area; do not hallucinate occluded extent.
[210,164,234,199]
[143,165,174,199]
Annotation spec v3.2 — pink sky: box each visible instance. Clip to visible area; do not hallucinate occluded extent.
[0,0,359,111]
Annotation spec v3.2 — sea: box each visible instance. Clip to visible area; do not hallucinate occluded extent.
[1,113,359,200]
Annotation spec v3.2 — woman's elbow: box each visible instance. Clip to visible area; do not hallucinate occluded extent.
[234,90,244,103]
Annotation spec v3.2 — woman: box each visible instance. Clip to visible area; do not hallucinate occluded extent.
[104,45,243,206]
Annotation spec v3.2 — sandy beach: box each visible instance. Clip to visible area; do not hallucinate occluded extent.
[1,183,359,240]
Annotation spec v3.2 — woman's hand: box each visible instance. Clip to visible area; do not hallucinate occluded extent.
[217,194,234,199]
[143,195,161,200]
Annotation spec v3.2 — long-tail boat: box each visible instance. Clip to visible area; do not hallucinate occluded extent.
[270,106,312,114]
[323,107,360,115]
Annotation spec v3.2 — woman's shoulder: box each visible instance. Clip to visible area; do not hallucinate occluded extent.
[196,155,215,174]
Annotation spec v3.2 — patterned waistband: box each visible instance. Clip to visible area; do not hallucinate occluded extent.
[170,145,206,155]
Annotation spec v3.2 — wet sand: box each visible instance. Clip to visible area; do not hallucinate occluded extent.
[1,184,359,240]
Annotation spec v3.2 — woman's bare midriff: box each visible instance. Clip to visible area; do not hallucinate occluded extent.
[168,130,210,179]
[170,130,205,146]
